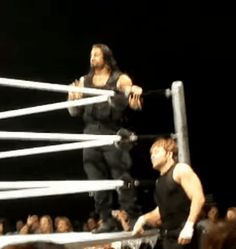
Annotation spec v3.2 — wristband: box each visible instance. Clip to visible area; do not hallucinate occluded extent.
[179,220,194,240]
[138,215,146,226]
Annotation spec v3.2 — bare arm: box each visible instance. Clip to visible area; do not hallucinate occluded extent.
[174,163,205,244]
[117,74,143,110]
[132,206,161,236]
[174,163,205,224]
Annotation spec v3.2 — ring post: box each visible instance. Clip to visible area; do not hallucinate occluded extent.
[171,81,191,164]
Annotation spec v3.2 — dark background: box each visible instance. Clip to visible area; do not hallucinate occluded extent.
[0,0,235,224]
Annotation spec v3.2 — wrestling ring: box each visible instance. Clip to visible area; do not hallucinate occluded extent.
[0,77,190,248]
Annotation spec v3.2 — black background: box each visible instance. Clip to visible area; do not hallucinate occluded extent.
[0,0,235,223]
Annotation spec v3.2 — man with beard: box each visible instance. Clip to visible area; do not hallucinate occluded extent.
[68,43,143,233]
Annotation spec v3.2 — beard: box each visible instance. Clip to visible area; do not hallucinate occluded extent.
[90,61,106,70]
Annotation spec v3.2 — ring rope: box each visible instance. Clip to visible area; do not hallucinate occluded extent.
[0,180,124,190]
[0,230,160,249]
[0,180,125,200]
[142,88,171,98]
[0,139,120,160]
[0,77,115,96]
[0,131,120,142]
[0,95,109,120]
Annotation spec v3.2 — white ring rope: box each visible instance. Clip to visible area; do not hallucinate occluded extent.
[0,95,109,120]
[0,180,124,190]
[0,131,120,142]
[0,180,125,200]
[0,77,115,96]
[0,230,160,249]
[0,139,120,160]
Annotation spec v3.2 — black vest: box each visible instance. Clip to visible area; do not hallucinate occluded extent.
[82,71,128,132]
[155,165,191,230]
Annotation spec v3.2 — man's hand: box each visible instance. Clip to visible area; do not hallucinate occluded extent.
[128,85,143,110]
[178,221,194,245]
[112,210,131,231]
[68,79,83,100]
[132,216,146,236]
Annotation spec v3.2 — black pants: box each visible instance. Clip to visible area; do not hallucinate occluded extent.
[161,229,198,249]
[83,144,141,221]
[162,239,194,249]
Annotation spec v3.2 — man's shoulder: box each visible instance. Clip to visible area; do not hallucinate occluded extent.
[175,162,192,170]
[174,163,193,177]
[116,73,132,89]
[118,73,132,81]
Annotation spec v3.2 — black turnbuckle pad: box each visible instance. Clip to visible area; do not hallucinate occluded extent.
[115,128,137,150]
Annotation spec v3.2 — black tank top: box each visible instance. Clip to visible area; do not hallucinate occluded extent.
[82,71,128,132]
[155,164,191,230]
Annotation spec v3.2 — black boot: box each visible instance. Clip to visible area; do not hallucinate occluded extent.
[92,217,122,233]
